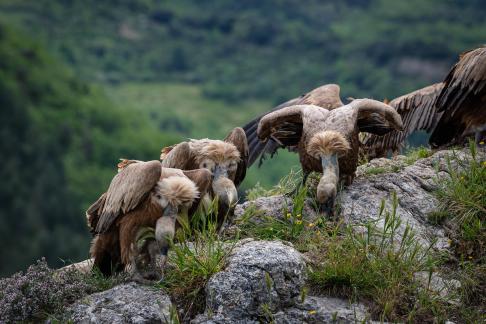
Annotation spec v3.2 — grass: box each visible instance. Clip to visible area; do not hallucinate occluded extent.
[306,193,450,322]
[435,143,485,261]
[363,166,387,176]
[157,204,236,323]
[245,167,303,200]
[404,146,433,165]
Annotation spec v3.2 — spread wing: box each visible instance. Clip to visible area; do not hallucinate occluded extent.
[430,46,486,147]
[95,160,162,233]
[244,84,344,167]
[160,142,194,169]
[224,127,249,187]
[354,99,404,136]
[86,192,107,234]
[361,83,443,158]
[256,105,305,155]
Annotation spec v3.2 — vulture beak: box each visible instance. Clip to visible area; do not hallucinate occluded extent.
[211,165,238,210]
[317,154,339,217]
[155,204,178,258]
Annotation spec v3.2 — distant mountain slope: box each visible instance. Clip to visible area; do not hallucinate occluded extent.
[1,0,486,102]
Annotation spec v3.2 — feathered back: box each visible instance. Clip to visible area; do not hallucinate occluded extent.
[95,160,161,233]
[430,46,486,147]
[243,84,344,167]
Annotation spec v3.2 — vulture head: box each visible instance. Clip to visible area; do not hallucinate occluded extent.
[307,131,351,214]
[160,127,249,225]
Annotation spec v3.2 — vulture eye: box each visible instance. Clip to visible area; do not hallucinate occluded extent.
[156,194,161,199]
[202,163,207,168]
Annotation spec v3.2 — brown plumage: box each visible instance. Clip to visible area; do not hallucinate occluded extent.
[160,127,249,226]
[87,161,199,280]
[244,84,344,166]
[257,99,403,213]
[430,46,486,147]
[362,46,486,157]
[361,83,444,158]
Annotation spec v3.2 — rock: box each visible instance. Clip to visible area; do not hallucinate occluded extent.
[65,282,173,323]
[414,271,461,303]
[273,296,370,323]
[233,195,319,224]
[340,148,485,251]
[193,240,307,323]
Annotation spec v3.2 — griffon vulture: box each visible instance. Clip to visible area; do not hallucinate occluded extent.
[257,99,403,213]
[160,127,248,227]
[244,84,344,166]
[362,46,486,157]
[86,161,201,281]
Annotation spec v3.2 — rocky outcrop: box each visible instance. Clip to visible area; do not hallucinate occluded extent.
[62,148,482,323]
[236,148,485,252]
[193,239,370,323]
[66,283,173,323]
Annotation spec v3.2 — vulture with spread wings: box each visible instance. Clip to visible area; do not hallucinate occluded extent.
[244,84,344,166]
[256,99,403,214]
[86,161,207,282]
[160,127,248,227]
[362,46,486,157]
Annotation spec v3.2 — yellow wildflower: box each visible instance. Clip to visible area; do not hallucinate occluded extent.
[480,141,485,145]
[286,213,292,219]
[308,310,317,315]
[468,256,473,259]
[307,223,315,228]
[483,161,486,167]
[296,214,302,219]
[296,220,302,225]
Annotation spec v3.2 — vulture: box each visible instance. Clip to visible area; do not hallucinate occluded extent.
[256,99,403,214]
[86,161,209,282]
[244,84,344,166]
[160,127,249,227]
[362,45,486,157]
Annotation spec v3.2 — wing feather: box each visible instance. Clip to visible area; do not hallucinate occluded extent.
[95,160,161,233]
[361,83,443,158]
[430,46,486,147]
[243,84,344,167]
[160,142,194,169]
[224,127,249,187]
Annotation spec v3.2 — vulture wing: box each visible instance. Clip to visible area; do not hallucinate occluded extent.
[224,127,249,187]
[244,84,344,167]
[95,160,162,233]
[361,83,443,158]
[430,46,486,147]
[86,192,107,234]
[257,105,305,152]
[354,99,404,135]
[160,142,194,169]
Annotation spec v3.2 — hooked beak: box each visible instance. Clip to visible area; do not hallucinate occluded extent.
[155,204,178,257]
[211,166,238,208]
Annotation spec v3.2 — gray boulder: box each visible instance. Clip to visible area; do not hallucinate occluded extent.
[65,282,173,323]
[193,240,307,323]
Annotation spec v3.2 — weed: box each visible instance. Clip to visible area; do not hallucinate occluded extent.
[157,206,235,322]
[245,168,302,200]
[363,166,386,176]
[307,193,450,322]
[404,146,433,165]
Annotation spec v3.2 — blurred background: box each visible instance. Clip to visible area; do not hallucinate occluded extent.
[0,0,485,276]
